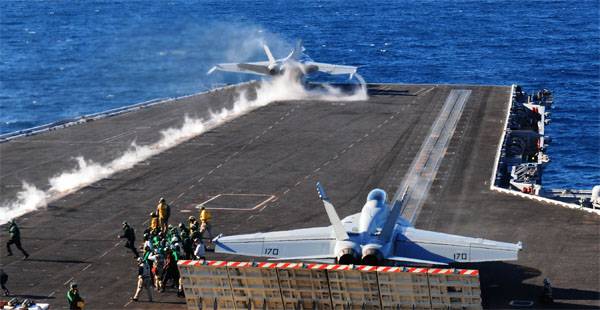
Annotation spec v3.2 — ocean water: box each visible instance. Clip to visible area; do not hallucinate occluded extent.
[1,0,598,189]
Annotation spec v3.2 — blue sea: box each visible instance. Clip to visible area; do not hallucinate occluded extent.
[1,0,598,189]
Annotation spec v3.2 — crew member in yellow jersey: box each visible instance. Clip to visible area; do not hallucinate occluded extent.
[149,212,159,234]
[156,197,170,232]
[199,206,213,241]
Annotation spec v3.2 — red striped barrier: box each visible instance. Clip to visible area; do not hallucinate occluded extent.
[177,260,479,276]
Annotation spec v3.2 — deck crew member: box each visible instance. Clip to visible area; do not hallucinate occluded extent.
[132,258,153,302]
[193,238,206,260]
[6,220,29,259]
[199,206,213,241]
[149,212,159,233]
[119,221,139,258]
[161,248,179,289]
[542,278,553,304]
[0,269,9,296]
[156,198,170,232]
[67,282,84,310]
[188,216,197,229]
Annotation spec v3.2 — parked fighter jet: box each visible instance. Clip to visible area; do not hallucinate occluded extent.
[207,40,357,79]
[213,182,522,266]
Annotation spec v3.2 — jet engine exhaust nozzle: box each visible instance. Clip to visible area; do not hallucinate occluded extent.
[361,248,384,266]
[337,248,360,265]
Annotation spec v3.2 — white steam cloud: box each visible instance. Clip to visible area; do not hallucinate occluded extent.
[0,70,367,224]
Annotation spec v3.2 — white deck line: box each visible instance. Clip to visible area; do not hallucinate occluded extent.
[488,85,600,215]
[397,89,472,224]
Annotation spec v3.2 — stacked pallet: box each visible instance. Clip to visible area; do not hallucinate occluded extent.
[178,260,481,310]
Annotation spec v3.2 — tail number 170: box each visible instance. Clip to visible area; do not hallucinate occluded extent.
[453,252,467,260]
[264,248,279,256]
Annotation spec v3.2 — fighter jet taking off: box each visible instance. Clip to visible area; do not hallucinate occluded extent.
[207,40,357,79]
[214,182,522,266]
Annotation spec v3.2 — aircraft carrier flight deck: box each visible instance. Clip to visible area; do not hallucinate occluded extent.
[0,83,598,309]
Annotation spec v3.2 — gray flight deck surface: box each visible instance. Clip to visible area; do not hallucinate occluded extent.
[1,83,598,309]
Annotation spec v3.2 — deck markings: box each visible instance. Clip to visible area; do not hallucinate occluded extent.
[196,193,276,211]
[276,111,401,202]
[414,86,435,96]
[171,105,299,204]
[100,131,132,143]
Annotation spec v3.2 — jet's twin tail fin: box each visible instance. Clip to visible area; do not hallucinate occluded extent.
[263,44,276,66]
[379,188,408,242]
[316,182,350,241]
[291,39,305,60]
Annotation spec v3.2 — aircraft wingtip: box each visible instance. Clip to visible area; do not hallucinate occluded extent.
[316,182,328,200]
[212,233,223,242]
